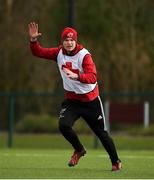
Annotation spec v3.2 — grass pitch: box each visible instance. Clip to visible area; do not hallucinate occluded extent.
[0,149,154,179]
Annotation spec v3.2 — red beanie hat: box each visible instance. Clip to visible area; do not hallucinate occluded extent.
[61,27,77,42]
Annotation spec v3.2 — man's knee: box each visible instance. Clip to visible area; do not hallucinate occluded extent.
[96,129,110,139]
[58,121,71,132]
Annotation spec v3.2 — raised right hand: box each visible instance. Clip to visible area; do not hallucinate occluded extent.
[28,22,42,41]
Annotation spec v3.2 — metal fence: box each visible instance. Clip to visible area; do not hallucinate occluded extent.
[0,91,154,147]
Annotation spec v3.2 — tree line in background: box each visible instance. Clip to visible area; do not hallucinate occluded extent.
[1,0,154,130]
[0,0,154,94]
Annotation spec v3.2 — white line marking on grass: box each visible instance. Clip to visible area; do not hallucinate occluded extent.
[98,155,154,159]
[2,153,154,159]
[2,153,63,157]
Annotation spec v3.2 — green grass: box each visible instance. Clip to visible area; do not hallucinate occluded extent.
[0,149,154,179]
[1,133,154,178]
[1,133,154,150]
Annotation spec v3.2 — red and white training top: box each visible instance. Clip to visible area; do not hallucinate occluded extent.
[30,41,99,102]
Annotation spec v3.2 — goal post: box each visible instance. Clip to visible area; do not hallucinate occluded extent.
[144,101,149,128]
